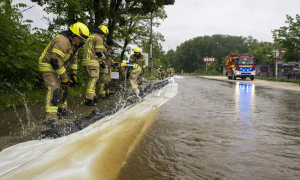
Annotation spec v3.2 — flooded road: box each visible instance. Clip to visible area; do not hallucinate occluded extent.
[117,76,300,180]
[1,76,300,180]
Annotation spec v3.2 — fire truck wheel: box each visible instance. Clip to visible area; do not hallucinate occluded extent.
[250,75,254,81]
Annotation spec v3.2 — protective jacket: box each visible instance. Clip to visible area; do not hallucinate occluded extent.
[129,54,146,70]
[38,31,79,79]
[82,33,106,67]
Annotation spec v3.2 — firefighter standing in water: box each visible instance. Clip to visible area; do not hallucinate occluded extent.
[38,22,89,123]
[128,47,146,96]
[99,39,115,98]
[82,25,109,106]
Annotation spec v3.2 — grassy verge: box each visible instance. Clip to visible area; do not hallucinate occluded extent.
[256,77,300,84]
[0,89,45,111]
[143,71,160,80]
[0,86,86,111]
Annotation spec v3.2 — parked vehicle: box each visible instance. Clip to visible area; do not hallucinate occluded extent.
[225,54,256,80]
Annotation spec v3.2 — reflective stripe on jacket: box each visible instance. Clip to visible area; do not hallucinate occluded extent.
[38,33,78,79]
[129,54,146,68]
[82,33,106,67]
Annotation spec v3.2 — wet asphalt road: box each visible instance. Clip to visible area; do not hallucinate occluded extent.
[117,76,300,180]
[1,76,300,180]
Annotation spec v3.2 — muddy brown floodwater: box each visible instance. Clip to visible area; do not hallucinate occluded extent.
[117,76,300,180]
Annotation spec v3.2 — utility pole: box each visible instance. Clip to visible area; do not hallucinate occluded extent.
[149,12,153,72]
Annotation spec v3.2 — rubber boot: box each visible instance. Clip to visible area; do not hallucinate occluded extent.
[58,101,74,118]
[133,88,140,96]
[58,108,74,117]
[94,95,99,103]
[44,112,58,128]
[85,98,96,106]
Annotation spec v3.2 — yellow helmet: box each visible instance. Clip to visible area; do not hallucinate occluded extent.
[134,47,141,53]
[95,25,109,36]
[69,22,90,41]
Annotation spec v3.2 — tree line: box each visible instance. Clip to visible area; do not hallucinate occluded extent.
[162,14,300,74]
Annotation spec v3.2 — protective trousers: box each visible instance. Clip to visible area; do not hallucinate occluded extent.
[85,66,99,100]
[129,66,142,91]
[99,67,111,97]
[42,72,68,120]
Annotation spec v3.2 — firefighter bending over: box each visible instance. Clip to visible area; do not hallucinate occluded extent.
[82,25,109,106]
[167,65,175,77]
[129,47,146,96]
[38,22,89,123]
[157,65,165,79]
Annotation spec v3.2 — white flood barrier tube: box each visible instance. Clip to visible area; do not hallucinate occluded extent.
[0,78,178,180]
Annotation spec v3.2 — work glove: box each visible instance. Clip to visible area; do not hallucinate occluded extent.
[133,64,139,69]
[100,61,106,69]
[61,78,70,89]
[70,75,78,87]
[121,62,126,67]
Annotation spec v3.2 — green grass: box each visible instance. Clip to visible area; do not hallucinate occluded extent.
[0,86,87,111]
[0,89,45,111]
[143,71,160,80]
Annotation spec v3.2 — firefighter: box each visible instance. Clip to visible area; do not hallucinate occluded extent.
[170,67,175,77]
[129,47,146,96]
[98,39,115,98]
[167,65,175,77]
[157,65,163,79]
[82,25,109,106]
[38,22,89,123]
[167,65,171,77]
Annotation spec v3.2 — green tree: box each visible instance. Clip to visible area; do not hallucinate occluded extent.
[31,0,174,63]
[163,35,251,73]
[273,14,300,62]
[248,41,274,64]
[0,1,51,90]
[30,0,174,38]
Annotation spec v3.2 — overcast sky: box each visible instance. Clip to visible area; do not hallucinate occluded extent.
[157,0,300,51]
[17,0,300,51]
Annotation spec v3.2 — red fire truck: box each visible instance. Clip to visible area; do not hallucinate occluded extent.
[225,54,256,80]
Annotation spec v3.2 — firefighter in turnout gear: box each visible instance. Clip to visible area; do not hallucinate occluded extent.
[157,65,166,79]
[82,25,109,106]
[167,65,175,77]
[170,67,175,77]
[99,39,115,98]
[38,22,89,123]
[129,47,146,96]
